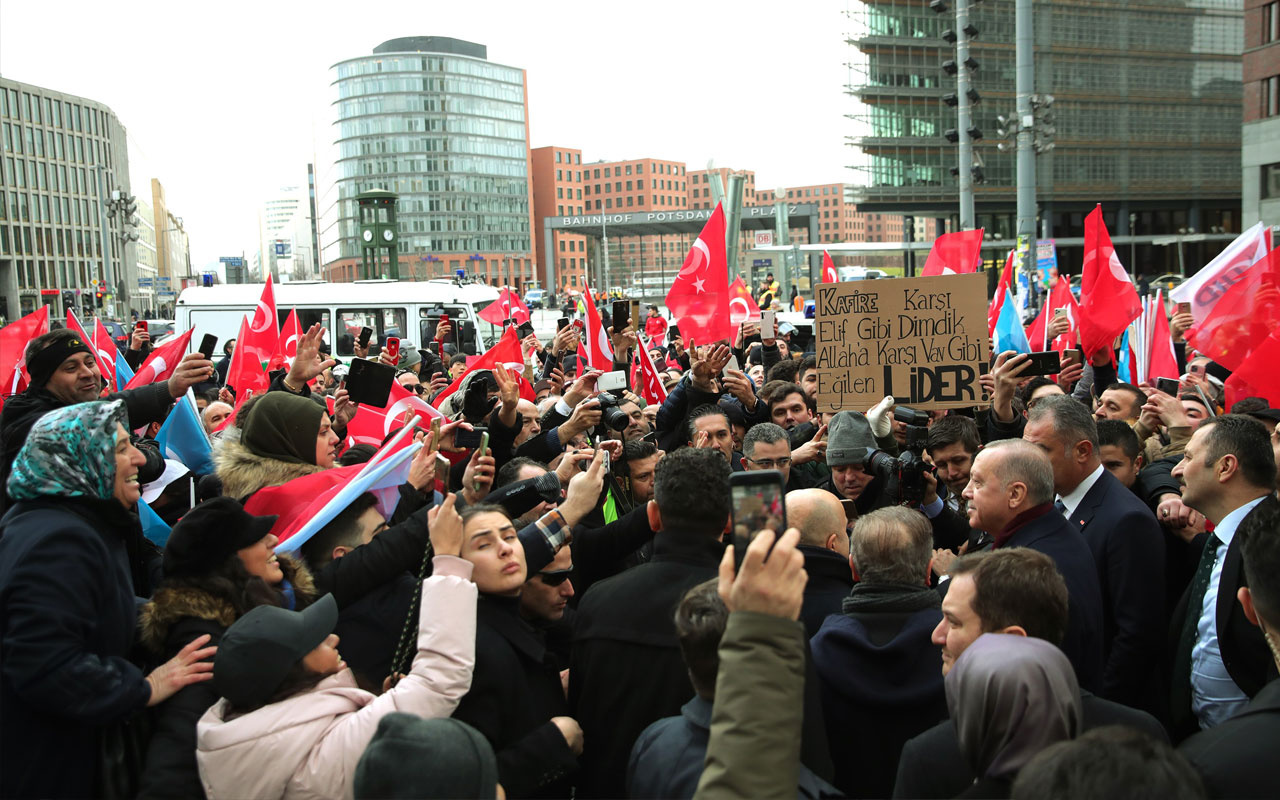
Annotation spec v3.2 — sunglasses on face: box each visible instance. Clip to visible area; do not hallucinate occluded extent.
[537,568,573,586]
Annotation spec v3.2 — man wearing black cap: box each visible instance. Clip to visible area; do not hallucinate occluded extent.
[0,328,212,508]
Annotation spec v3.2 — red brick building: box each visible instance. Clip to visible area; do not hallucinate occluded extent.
[1244,0,1280,227]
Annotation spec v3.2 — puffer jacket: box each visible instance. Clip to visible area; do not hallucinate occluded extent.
[212,429,326,502]
[195,559,477,800]
[136,557,318,800]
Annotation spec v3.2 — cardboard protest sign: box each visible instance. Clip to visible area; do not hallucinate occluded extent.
[815,272,989,413]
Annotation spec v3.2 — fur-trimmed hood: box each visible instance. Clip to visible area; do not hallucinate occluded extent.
[212,429,326,502]
[138,553,318,654]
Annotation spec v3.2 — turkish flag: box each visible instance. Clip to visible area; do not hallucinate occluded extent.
[65,310,116,393]
[225,316,270,397]
[1230,328,1280,407]
[248,275,280,371]
[921,229,984,277]
[1145,291,1180,383]
[1026,278,1080,353]
[125,329,193,389]
[272,308,302,372]
[1078,206,1141,359]
[637,335,669,406]
[430,325,526,409]
[581,283,615,371]
[822,251,838,284]
[0,306,50,401]
[478,289,531,326]
[1185,248,1280,372]
[988,251,1015,340]
[93,319,121,393]
[727,277,762,327]
[665,204,732,346]
[345,377,445,448]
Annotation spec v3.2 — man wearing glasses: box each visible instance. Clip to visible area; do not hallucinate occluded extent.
[742,423,799,490]
[520,544,575,667]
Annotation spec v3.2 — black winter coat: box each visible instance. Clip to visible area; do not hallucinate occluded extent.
[799,545,855,638]
[0,497,158,799]
[568,529,724,799]
[452,596,578,799]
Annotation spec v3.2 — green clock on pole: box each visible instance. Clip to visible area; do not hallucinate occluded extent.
[356,189,400,279]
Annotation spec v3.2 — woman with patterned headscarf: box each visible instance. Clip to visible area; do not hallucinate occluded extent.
[0,400,216,799]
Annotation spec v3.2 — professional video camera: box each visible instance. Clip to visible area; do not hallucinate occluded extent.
[860,406,935,506]
[594,391,631,431]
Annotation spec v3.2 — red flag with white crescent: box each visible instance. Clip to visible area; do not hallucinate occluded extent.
[1,306,50,402]
[345,377,444,448]
[581,283,615,371]
[273,308,302,371]
[727,277,761,327]
[248,274,280,369]
[1079,205,1141,358]
[225,316,270,397]
[822,251,838,284]
[665,204,732,345]
[637,335,669,406]
[921,229,984,277]
[125,329,193,389]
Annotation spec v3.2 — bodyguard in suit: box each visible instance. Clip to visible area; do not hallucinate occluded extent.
[1168,415,1279,740]
[785,489,854,638]
[1023,395,1165,711]
[959,439,1104,690]
[1179,489,1280,798]
[895,547,1166,799]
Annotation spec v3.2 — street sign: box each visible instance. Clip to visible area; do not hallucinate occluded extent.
[219,256,245,266]
[138,278,154,286]
[754,231,774,247]
[158,290,176,297]
[752,258,773,267]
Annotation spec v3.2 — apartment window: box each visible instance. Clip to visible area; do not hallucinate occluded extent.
[1263,162,1280,199]
[605,198,612,209]
[557,187,563,198]
[1266,75,1280,118]
[1265,2,1279,43]
[556,151,562,163]
[594,168,600,179]
[637,164,643,174]
[625,165,632,175]
[626,180,633,191]
[574,153,580,164]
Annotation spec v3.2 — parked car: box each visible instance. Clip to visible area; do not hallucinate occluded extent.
[101,320,128,352]
[523,288,546,309]
[1148,273,1184,295]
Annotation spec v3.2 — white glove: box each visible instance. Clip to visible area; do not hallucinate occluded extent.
[866,396,895,439]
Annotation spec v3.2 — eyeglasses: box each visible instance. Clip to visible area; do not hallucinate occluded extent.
[746,457,792,469]
[537,568,573,587]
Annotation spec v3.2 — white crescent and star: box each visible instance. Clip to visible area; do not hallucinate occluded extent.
[251,301,273,333]
[679,239,710,279]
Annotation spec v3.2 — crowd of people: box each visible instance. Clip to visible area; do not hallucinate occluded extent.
[0,296,1277,800]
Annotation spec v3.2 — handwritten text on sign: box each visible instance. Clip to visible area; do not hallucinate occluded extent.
[815,272,989,413]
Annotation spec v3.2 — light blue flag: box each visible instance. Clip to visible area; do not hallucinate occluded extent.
[993,289,1032,355]
[115,349,135,389]
[138,498,171,547]
[155,392,214,475]
[1117,329,1133,384]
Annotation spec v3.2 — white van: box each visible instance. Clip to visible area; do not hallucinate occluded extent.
[175,279,500,357]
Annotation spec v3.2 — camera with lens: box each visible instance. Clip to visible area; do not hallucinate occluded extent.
[594,391,631,431]
[860,406,935,506]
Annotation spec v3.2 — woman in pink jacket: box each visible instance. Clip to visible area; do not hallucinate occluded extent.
[195,494,477,800]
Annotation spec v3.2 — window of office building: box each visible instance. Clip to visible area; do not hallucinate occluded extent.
[1265,2,1279,43]
[1266,76,1280,118]
[1263,162,1280,199]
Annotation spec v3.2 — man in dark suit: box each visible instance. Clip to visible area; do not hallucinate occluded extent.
[1179,491,1280,797]
[959,438,1104,689]
[895,548,1167,799]
[1024,395,1165,711]
[568,448,729,798]
[1168,415,1279,740]
[786,488,854,637]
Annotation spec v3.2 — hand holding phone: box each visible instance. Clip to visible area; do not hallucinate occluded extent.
[137,320,148,332]
[730,471,787,571]
[1022,351,1062,377]
[345,358,396,407]
[358,326,373,349]
[762,310,777,341]
[384,337,401,365]
[198,334,218,360]
[1156,377,1181,396]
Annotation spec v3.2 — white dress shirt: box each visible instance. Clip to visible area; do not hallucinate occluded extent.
[1191,496,1266,729]
[1056,464,1105,521]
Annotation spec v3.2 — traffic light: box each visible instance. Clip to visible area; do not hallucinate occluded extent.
[95,289,104,308]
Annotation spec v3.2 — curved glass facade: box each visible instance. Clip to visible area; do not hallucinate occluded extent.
[321,47,532,267]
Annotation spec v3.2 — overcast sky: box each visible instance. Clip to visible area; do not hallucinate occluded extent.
[0,0,853,268]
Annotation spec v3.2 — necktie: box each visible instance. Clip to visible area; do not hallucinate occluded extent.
[1171,533,1223,731]
[1053,498,1068,517]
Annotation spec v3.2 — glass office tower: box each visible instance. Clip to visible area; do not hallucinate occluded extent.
[321,37,535,285]
[845,0,1243,272]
